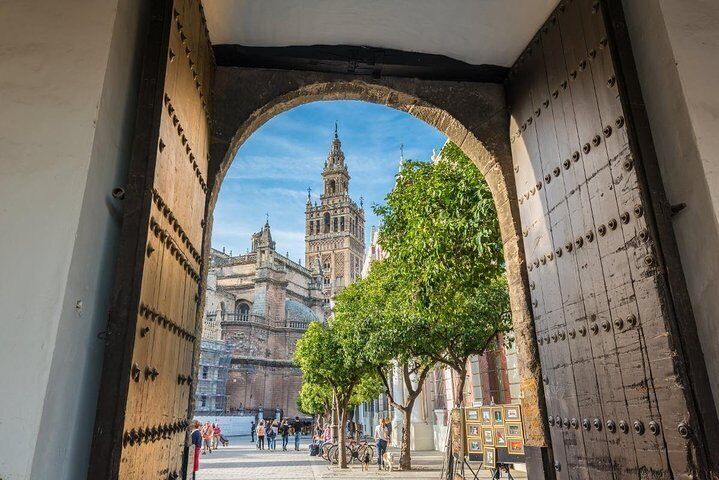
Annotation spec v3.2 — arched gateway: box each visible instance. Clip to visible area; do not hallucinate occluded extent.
[88,0,718,479]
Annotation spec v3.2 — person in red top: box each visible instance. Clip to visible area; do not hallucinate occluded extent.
[190,420,202,479]
[212,424,221,449]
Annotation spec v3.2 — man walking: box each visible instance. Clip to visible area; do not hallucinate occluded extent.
[292,417,303,451]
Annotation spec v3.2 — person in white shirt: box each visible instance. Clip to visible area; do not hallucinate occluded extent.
[374,418,390,470]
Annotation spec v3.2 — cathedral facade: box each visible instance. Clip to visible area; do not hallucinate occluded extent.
[199,128,365,418]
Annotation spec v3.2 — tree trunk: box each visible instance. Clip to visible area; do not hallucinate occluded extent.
[331,392,339,442]
[444,364,468,480]
[399,399,415,470]
[338,404,349,468]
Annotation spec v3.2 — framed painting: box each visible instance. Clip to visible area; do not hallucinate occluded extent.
[494,427,507,447]
[465,408,479,422]
[483,447,496,468]
[467,423,481,438]
[503,404,521,422]
[506,421,523,438]
[491,406,504,425]
[482,427,494,446]
[508,438,525,455]
[468,439,482,453]
[481,407,492,426]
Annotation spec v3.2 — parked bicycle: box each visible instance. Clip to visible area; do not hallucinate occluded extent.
[325,437,374,464]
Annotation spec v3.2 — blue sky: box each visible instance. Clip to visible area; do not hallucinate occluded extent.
[211,100,447,264]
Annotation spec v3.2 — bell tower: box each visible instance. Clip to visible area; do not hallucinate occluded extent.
[305,124,366,299]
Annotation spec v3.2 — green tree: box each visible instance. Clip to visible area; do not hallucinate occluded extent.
[297,380,332,424]
[374,142,512,476]
[340,258,435,470]
[294,321,374,468]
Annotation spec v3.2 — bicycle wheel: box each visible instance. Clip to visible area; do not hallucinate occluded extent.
[357,444,374,463]
[328,445,340,464]
[321,442,333,460]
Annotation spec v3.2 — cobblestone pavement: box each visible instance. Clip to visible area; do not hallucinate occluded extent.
[196,437,526,479]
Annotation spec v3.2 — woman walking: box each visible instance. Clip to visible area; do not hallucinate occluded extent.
[374,418,389,471]
[268,420,278,450]
[280,420,290,450]
[201,422,213,454]
[256,420,266,450]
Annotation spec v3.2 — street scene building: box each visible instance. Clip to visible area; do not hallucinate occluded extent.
[198,129,365,419]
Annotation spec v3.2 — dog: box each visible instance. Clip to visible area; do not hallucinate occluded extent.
[382,452,394,471]
[362,451,371,471]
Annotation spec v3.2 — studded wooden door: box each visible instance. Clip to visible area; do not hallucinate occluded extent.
[508,0,713,478]
[88,1,213,479]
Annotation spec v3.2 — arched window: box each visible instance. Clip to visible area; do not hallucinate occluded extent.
[328,179,336,194]
[323,212,331,233]
[236,303,250,320]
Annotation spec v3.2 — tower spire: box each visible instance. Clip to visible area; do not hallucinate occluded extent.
[334,121,338,139]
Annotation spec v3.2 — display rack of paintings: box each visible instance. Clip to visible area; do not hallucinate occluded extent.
[464,404,525,469]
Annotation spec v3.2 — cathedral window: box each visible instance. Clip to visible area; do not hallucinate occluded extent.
[323,213,330,233]
[236,303,250,320]
[340,216,345,231]
[309,221,314,235]
[333,217,338,232]
[328,179,336,194]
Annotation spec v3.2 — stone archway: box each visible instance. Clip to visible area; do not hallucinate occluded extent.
[205,69,550,466]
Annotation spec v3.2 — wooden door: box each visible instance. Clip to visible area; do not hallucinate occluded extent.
[508,0,713,478]
[88,1,213,478]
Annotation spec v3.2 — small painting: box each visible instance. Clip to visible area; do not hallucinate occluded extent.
[506,422,523,438]
[467,423,481,437]
[504,404,521,421]
[494,427,507,447]
[491,407,504,425]
[465,408,479,421]
[483,447,497,468]
[508,439,525,455]
[469,440,482,452]
[482,427,494,446]
[481,407,492,426]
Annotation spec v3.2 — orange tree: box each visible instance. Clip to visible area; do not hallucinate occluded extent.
[294,321,378,468]
[374,142,512,475]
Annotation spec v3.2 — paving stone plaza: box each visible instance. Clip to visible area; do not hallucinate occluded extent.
[194,437,527,479]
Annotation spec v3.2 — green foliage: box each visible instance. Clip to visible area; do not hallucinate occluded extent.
[350,372,383,407]
[373,142,512,376]
[296,380,332,416]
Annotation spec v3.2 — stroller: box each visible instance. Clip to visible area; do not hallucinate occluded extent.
[219,434,229,447]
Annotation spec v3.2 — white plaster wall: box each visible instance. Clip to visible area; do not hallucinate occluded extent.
[0,0,146,478]
[194,415,255,437]
[622,0,719,415]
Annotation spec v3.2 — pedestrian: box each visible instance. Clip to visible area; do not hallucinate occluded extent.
[385,417,393,443]
[190,420,202,479]
[201,421,213,453]
[268,420,278,450]
[323,424,331,443]
[212,423,221,449]
[374,418,389,471]
[256,420,266,450]
[280,420,290,450]
[250,421,256,443]
[292,416,303,450]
